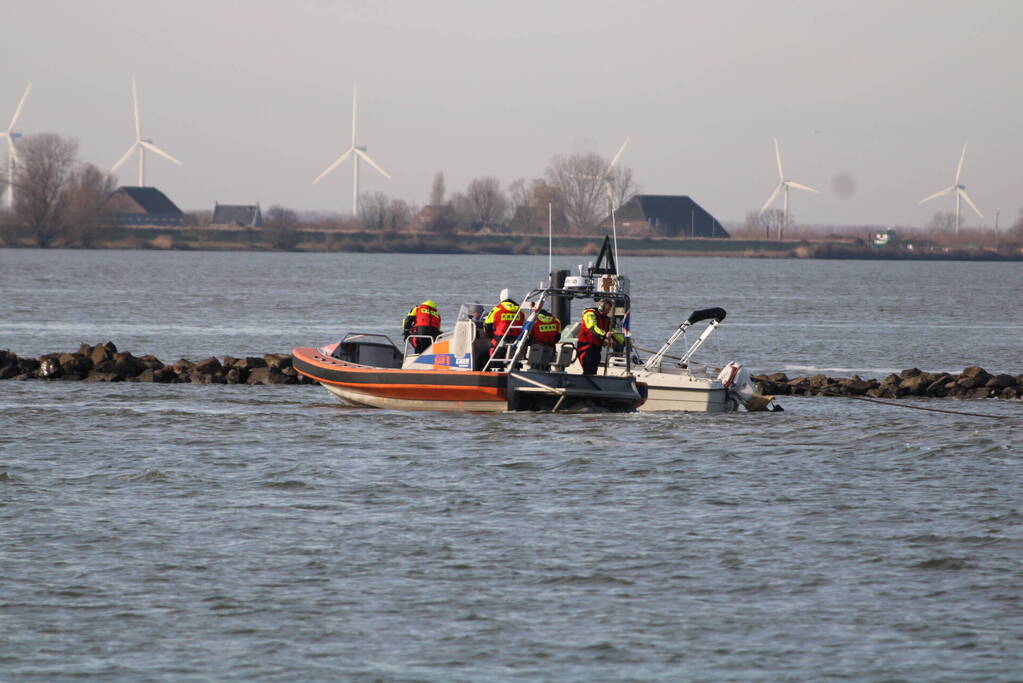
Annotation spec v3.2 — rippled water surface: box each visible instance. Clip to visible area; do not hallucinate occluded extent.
[1,249,1021,680]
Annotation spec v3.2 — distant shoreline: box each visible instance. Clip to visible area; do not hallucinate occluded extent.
[2,227,1021,261]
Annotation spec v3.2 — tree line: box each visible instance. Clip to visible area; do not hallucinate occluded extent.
[1,133,116,247]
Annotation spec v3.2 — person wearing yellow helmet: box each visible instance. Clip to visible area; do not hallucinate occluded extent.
[403,299,441,353]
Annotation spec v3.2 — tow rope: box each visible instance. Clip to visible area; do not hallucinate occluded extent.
[813,389,1009,420]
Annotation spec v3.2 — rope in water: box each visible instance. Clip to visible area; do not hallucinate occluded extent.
[816,390,1009,420]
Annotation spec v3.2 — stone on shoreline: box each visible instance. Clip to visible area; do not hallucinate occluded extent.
[752,365,1020,402]
[1,345,1017,400]
[0,343,314,386]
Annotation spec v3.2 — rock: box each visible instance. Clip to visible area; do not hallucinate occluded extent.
[59,353,93,375]
[222,355,238,368]
[112,352,145,378]
[986,374,1017,389]
[264,353,291,370]
[224,367,243,384]
[899,367,923,380]
[900,374,932,396]
[236,357,267,370]
[88,341,118,365]
[0,364,19,380]
[969,387,992,399]
[246,367,272,385]
[137,355,164,370]
[999,387,1017,400]
[152,367,178,383]
[766,372,789,383]
[193,357,223,375]
[838,378,878,395]
[957,366,992,389]
[17,358,39,375]
[136,368,156,382]
[189,369,225,384]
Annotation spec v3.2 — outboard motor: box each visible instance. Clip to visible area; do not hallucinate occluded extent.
[718,362,783,412]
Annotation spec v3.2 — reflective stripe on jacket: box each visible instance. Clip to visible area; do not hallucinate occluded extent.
[531,312,561,345]
[414,303,441,329]
[577,307,623,347]
[484,300,524,339]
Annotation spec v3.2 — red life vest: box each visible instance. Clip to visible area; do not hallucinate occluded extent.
[414,303,441,330]
[531,312,561,345]
[486,301,524,339]
[577,307,611,347]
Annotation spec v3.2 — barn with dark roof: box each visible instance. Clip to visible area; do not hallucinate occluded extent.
[609,195,729,238]
[104,186,186,226]
[211,202,263,228]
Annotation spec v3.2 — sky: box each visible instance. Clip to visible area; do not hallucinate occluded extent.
[3,0,1021,228]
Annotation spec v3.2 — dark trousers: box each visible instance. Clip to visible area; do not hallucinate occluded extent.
[410,326,439,353]
[579,343,602,375]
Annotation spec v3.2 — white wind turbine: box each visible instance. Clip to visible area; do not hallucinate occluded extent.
[591,137,630,264]
[1,83,31,210]
[917,142,982,234]
[759,138,819,237]
[312,85,390,217]
[110,78,182,186]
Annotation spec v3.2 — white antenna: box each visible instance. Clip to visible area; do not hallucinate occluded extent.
[759,138,819,238]
[313,84,391,217]
[1,83,31,210]
[917,142,982,234]
[548,202,553,278]
[110,78,182,186]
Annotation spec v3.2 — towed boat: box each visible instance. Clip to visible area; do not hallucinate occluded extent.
[549,236,780,413]
[292,296,646,413]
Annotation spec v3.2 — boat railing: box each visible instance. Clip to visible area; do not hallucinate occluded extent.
[483,286,634,376]
[402,334,437,360]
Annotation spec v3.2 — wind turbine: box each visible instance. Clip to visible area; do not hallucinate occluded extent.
[1,83,31,210]
[110,77,182,186]
[592,137,630,264]
[917,142,982,234]
[312,85,390,217]
[759,138,819,238]
[592,136,630,209]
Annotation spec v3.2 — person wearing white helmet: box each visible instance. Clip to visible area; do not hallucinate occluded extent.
[483,288,524,359]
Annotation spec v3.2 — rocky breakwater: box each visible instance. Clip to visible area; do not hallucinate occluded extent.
[0,342,316,386]
[752,366,1023,401]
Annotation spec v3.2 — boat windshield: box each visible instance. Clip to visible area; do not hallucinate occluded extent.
[456,302,486,322]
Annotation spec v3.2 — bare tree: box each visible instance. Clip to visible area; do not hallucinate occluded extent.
[544,152,614,234]
[359,192,412,231]
[62,164,116,247]
[1008,207,1023,242]
[464,176,509,229]
[928,211,959,234]
[745,209,789,239]
[608,165,639,210]
[508,178,566,235]
[264,205,302,250]
[14,133,79,246]
[429,171,445,206]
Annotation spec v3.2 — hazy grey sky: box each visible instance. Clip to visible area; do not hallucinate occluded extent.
[4,0,1021,227]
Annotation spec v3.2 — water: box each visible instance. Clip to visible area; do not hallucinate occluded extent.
[1,249,1021,680]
